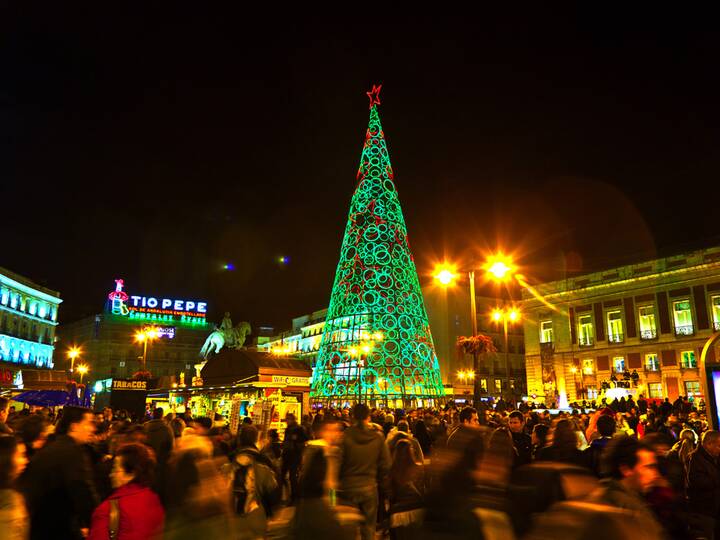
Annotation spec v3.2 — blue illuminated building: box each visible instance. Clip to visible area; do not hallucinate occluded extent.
[0,267,61,369]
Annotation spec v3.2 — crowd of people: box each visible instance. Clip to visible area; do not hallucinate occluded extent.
[0,392,717,539]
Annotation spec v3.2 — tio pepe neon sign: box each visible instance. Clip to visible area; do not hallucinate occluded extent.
[108,279,207,321]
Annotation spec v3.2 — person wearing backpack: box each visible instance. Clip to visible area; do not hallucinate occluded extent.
[233,425,279,538]
[282,413,309,503]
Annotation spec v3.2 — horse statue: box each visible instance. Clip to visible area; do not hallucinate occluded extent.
[199,321,252,359]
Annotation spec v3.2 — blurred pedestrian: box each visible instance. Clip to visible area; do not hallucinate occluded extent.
[88,443,164,540]
[0,435,29,540]
[686,430,720,540]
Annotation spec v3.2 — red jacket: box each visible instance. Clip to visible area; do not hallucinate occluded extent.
[88,483,164,540]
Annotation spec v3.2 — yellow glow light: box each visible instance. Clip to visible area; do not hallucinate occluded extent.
[135,331,147,342]
[373,332,384,341]
[467,370,475,379]
[67,347,81,360]
[485,255,514,281]
[76,364,89,375]
[492,309,502,322]
[570,366,578,373]
[348,347,358,357]
[508,309,520,322]
[457,371,466,380]
[433,264,457,286]
[362,344,371,354]
[146,327,159,340]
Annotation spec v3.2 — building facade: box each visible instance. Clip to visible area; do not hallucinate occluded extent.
[0,267,61,371]
[523,246,720,405]
[56,278,211,383]
[258,309,328,361]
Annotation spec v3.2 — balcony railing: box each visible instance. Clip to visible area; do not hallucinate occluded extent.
[645,364,660,372]
[608,333,624,344]
[674,325,695,336]
[681,361,698,369]
[640,329,657,340]
[578,336,594,347]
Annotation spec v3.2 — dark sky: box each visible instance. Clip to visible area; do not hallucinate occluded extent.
[4,9,720,330]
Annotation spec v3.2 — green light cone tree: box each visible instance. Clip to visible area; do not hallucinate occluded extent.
[311,86,445,406]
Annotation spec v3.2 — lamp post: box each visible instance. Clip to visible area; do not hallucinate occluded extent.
[492,307,521,404]
[77,364,89,385]
[135,327,159,373]
[67,346,81,373]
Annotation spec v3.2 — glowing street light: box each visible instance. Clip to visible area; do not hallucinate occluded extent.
[135,327,159,373]
[76,364,89,384]
[67,346,81,373]
[490,307,522,401]
[434,265,457,286]
[485,254,514,281]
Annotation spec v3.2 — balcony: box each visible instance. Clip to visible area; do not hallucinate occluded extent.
[640,329,657,340]
[608,333,624,344]
[578,336,594,347]
[674,325,695,337]
[714,321,720,332]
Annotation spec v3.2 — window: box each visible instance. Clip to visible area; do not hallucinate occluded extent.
[540,320,553,343]
[119,361,126,367]
[681,350,697,369]
[586,386,598,399]
[685,381,701,397]
[494,379,502,393]
[613,357,625,373]
[607,311,624,343]
[645,353,660,371]
[673,300,694,335]
[583,358,594,374]
[479,378,487,392]
[649,383,663,398]
[638,305,657,339]
[578,315,594,346]
[712,296,720,331]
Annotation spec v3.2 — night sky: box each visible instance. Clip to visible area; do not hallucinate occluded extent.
[4,9,720,330]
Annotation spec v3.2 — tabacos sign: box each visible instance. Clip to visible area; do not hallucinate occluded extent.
[112,379,148,390]
[107,279,207,325]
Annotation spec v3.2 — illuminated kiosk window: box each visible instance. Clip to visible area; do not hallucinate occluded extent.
[582,358,594,374]
[607,310,623,343]
[673,300,694,335]
[494,379,502,393]
[681,350,697,369]
[613,356,625,373]
[539,320,553,343]
[578,315,594,347]
[685,380,700,398]
[649,382,663,398]
[638,305,657,340]
[712,296,720,331]
[645,353,660,371]
[479,378,488,392]
[586,386,598,399]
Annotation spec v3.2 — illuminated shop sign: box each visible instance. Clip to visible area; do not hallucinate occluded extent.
[107,279,207,326]
[112,379,148,390]
[156,326,176,339]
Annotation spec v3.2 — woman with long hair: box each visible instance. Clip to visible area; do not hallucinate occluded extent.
[535,420,584,466]
[0,435,29,540]
[388,439,424,540]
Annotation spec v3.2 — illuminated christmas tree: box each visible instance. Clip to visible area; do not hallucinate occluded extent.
[311,86,444,406]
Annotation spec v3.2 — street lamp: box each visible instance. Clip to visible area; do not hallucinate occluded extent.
[135,327,159,373]
[77,364,89,384]
[491,307,522,403]
[67,346,81,373]
[435,264,483,407]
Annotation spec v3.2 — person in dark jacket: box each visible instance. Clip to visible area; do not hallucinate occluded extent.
[88,443,164,540]
[282,413,309,503]
[583,415,615,476]
[388,439,424,540]
[293,444,353,540]
[686,430,720,540]
[22,406,100,540]
[144,407,174,501]
[508,410,532,466]
[339,403,391,540]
